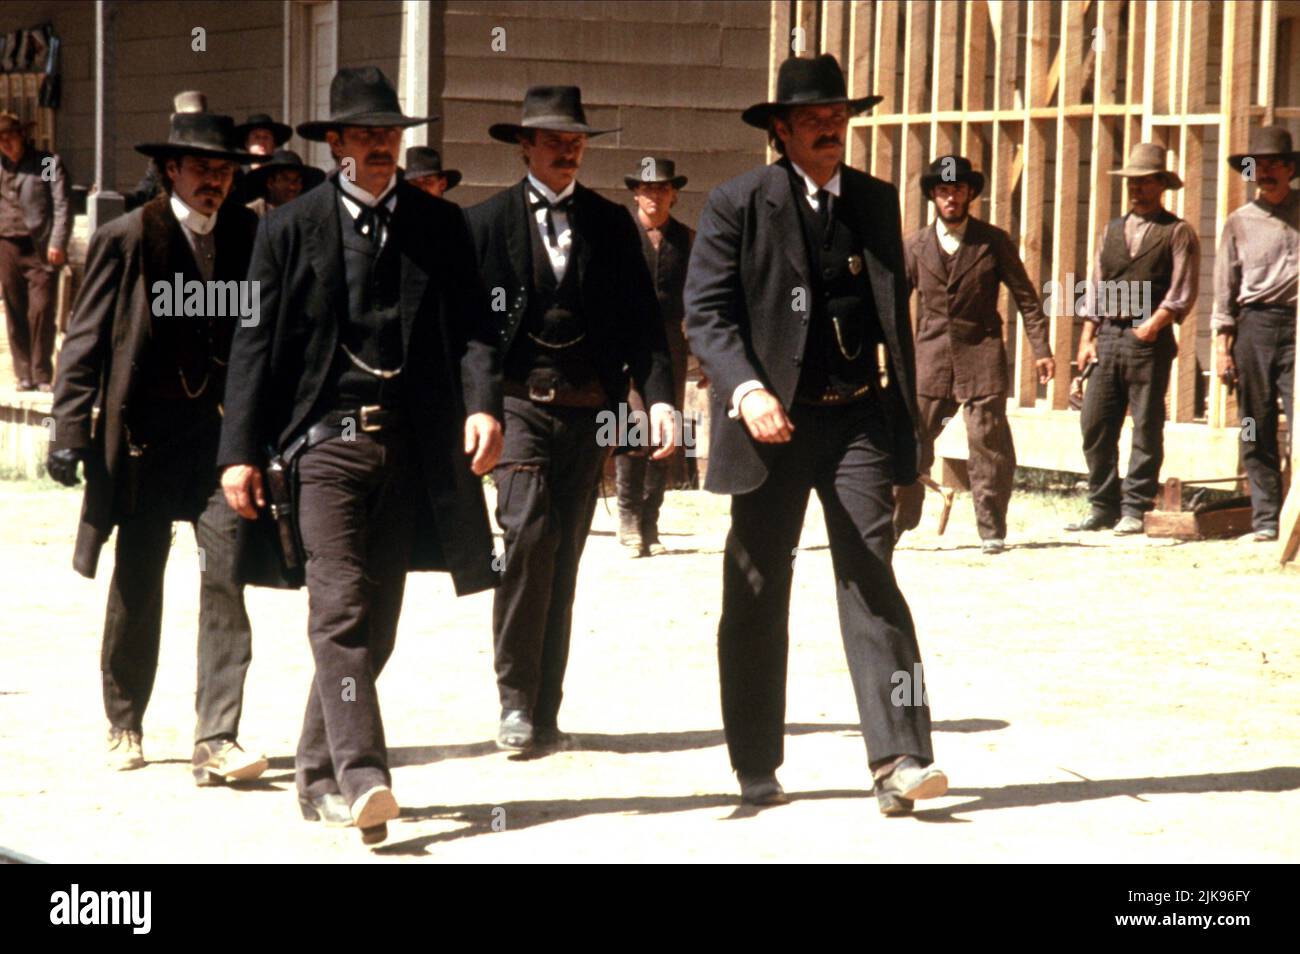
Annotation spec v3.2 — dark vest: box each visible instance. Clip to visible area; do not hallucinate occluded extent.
[789,168,882,401]
[1098,209,1179,320]
[639,215,691,393]
[503,204,600,390]
[327,193,405,409]
[134,222,227,435]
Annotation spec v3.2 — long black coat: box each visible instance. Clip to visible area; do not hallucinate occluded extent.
[216,174,502,596]
[463,179,675,409]
[51,195,258,578]
[684,159,920,496]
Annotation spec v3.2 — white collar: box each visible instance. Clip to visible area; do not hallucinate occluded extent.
[169,194,217,235]
[527,173,576,205]
[936,215,968,240]
[338,171,398,208]
[788,160,841,199]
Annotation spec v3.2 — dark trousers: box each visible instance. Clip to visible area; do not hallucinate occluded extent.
[0,236,55,385]
[615,452,670,538]
[101,414,251,743]
[1234,307,1296,532]
[294,429,418,803]
[491,395,607,726]
[1080,322,1177,518]
[718,398,934,775]
[917,392,1017,539]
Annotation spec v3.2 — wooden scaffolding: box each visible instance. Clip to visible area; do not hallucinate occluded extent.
[768,0,1299,502]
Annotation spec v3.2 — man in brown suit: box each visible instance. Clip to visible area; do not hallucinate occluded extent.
[905,156,1053,554]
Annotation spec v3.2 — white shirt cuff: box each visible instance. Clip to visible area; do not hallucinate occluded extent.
[729,380,765,419]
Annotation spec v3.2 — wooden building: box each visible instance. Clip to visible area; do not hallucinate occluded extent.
[774,0,1300,487]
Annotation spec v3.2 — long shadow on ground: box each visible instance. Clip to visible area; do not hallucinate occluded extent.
[374,766,1300,855]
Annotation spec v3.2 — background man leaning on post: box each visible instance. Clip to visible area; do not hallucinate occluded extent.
[0,110,70,392]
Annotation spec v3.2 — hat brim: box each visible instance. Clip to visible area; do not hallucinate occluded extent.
[296,112,438,142]
[408,169,462,190]
[134,143,257,164]
[1227,151,1300,172]
[1108,167,1183,189]
[234,121,293,146]
[245,162,327,192]
[624,175,688,190]
[488,122,620,143]
[920,170,985,199]
[741,95,883,129]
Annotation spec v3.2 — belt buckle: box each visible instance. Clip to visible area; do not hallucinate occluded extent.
[529,386,556,404]
[359,404,383,432]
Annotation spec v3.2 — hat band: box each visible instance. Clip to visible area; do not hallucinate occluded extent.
[520,114,592,128]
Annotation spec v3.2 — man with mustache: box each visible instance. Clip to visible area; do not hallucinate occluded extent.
[1067,144,1200,536]
[685,55,945,813]
[46,99,268,787]
[616,156,695,557]
[219,67,503,844]
[1213,126,1299,542]
[465,86,675,753]
[905,155,1053,555]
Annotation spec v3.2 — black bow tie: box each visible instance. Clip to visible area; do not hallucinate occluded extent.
[342,184,396,246]
[528,188,573,245]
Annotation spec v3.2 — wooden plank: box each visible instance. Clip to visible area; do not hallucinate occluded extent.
[872,1,902,180]
[901,0,931,236]
[847,0,875,171]
[931,1,960,159]
[962,0,989,113]
[821,0,847,64]
[989,0,1020,231]
[1259,0,1277,125]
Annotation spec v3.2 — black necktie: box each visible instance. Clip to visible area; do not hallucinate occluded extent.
[353,188,395,247]
[529,188,573,246]
[815,189,832,244]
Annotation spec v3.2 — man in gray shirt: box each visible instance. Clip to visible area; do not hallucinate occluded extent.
[0,111,70,391]
[1213,126,1299,542]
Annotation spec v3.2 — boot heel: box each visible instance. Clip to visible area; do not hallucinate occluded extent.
[193,765,225,787]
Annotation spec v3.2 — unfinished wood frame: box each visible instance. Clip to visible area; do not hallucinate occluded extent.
[771,0,1296,478]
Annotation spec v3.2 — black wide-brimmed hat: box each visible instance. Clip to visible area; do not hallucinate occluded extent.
[920,155,985,199]
[624,156,687,190]
[1227,125,1300,172]
[234,112,292,147]
[404,146,461,190]
[244,149,326,195]
[488,85,619,143]
[742,54,882,129]
[297,67,438,142]
[135,108,254,164]
[1109,142,1182,190]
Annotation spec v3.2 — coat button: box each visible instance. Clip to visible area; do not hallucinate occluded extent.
[793,355,802,367]
[823,267,835,280]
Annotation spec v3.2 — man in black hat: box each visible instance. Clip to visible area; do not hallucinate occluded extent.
[1068,143,1200,536]
[616,156,695,557]
[465,85,675,753]
[404,146,461,199]
[234,113,292,158]
[219,66,502,845]
[46,98,268,787]
[906,155,1053,555]
[243,149,325,218]
[1213,126,1298,542]
[685,53,945,814]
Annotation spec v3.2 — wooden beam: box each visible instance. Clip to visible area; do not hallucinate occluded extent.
[846,0,875,170]
[1048,3,1086,409]
[901,0,931,236]
[1018,1,1051,407]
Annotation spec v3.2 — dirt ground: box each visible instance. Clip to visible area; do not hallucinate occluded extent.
[0,477,1297,863]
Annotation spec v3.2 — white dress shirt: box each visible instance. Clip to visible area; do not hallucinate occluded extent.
[729,161,843,419]
[337,171,399,247]
[935,215,968,255]
[526,172,575,282]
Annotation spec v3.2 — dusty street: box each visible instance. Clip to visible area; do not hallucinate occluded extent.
[1,479,1296,863]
